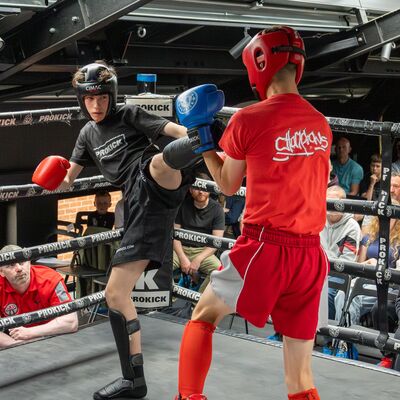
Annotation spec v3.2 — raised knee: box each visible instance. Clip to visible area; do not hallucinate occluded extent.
[192,304,219,325]
[105,285,129,309]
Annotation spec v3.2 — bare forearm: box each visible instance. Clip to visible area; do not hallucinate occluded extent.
[173,239,187,260]
[195,247,217,263]
[0,332,19,348]
[28,313,78,338]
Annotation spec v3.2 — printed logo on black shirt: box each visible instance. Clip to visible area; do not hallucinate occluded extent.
[94,134,128,161]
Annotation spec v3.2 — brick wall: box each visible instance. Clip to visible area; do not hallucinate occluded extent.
[57,190,121,259]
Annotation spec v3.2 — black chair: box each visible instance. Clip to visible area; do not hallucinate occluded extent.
[75,211,91,233]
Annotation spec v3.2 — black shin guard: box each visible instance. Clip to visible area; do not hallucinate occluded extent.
[94,309,147,399]
[108,309,143,380]
[163,137,203,170]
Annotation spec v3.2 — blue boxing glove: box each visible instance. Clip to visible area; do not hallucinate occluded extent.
[176,84,225,154]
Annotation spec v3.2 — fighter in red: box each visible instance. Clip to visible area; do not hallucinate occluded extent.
[174,26,332,400]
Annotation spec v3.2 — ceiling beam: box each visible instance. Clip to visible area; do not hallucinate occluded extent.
[306,8,400,69]
[0,0,152,82]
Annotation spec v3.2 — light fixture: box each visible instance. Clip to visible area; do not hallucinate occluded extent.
[229,28,252,59]
[381,42,396,62]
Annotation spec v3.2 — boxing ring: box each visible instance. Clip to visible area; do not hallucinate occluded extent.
[1,100,400,398]
[1,314,399,400]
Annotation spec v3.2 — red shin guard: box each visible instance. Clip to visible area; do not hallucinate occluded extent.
[178,320,216,399]
[288,387,320,400]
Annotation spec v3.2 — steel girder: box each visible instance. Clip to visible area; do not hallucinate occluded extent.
[306,8,400,70]
[0,0,152,82]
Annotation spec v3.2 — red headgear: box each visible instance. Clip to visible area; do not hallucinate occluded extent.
[242,26,306,100]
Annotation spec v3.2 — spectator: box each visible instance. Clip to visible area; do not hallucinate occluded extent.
[360,153,382,201]
[173,174,225,293]
[0,245,78,348]
[332,137,364,195]
[87,191,115,229]
[328,159,339,188]
[336,206,400,328]
[392,139,400,174]
[114,195,124,229]
[321,186,361,320]
[223,195,245,238]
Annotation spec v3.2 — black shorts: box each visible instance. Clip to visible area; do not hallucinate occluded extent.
[111,147,195,267]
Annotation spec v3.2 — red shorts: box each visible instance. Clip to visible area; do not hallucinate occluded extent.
[210,224,329,340]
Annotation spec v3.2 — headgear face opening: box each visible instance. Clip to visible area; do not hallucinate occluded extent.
[74,63,118,120]
[242,26,306,100]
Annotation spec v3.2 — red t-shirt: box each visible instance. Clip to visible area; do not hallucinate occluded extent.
[0,265,72,326]
[219,93,332,235]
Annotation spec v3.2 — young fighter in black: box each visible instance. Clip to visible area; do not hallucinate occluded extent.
[36,62,195,400]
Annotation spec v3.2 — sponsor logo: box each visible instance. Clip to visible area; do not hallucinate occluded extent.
[5,303,18,316]
[384,268,392,281]
[212,238,222,249]
[37,241,72,255]
[75,299,85,308]
[173,286,201,301]
[86,84,102,92]
[235,187,246,197]
[0,316,15,329]
[135,270,158,290]
[38,113,73,123]
[193,179,208,190]
[328,327,340,338]
[26,187,37,197]
[94,134,128,161]
[0,118,16,126]
[174,230,207,244]
[22,249,32,260]
[0,191,19,201]
[22,113,33,125]
[131,290,170,308]
[333,201,345,212]
[0,252,16,262]
[273,129,329,162]
[116,244,135,253]
[80,182,90,191]
[88,292,105,303]
[176,90,198,114]
[93,182,111,188]
[22,314,32,324]
[91,230,121,244]
[77,238,86,248]
[37,303,72,319]
[386,206,393,217]
[334,260,345,272]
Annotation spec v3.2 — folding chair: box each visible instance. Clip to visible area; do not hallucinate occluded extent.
[328,270,352,327]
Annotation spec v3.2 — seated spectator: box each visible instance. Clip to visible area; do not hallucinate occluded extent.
[392,139,400,174]
[114,195,124,229]
[332,137,364,195]
[223,195,245,239]
[173,174,225,292]
[336,207,400,326]
[328,159,339,188]
[87,191,115,229]
[0,245,78,348]
[362,171,400,235]
[360,153,382,201]
[321,186,361,320]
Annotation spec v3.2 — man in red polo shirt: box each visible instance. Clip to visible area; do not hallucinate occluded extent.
[175,26,332,400]
[0,244,78,348]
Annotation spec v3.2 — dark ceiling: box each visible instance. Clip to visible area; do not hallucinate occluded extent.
[0,0,400,120]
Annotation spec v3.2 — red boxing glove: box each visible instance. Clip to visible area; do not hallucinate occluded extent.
[32,156,71,190]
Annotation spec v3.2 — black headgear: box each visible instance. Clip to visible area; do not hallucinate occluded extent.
[74,63,118,120]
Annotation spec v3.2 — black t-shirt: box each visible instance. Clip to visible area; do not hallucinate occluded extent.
[87,211,115,229]
[70,104,168,187]
[176,197,225,247]
[359,173,380,201]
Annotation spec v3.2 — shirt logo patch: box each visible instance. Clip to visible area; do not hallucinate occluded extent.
[273,128,329,162]
[94,134,128,161]
[55,282,69,302]
[4,303,18,316]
